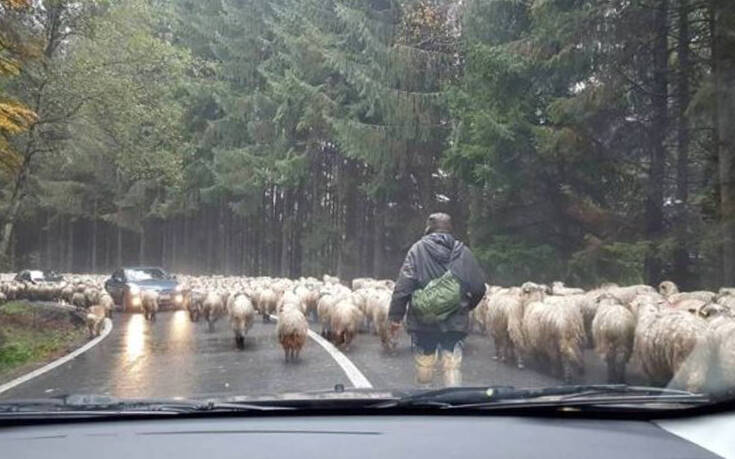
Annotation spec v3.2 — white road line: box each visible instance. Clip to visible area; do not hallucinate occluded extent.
[269,315,373,389]
[0,318,113,395]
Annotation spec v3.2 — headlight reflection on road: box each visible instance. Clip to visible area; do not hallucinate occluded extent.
[169,310,191,342]
[125,314,146,363]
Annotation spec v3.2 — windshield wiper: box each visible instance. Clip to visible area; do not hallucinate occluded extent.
[373,384,711,410]
[0,394,296,417]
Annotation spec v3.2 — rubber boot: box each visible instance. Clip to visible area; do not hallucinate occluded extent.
[414,352,438,385]
[440,344,463,387]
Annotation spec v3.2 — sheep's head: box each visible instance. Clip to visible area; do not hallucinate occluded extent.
[658,280,678,297]
[630,294,660,317]
[521,282,545,303]
[698,302,731,320]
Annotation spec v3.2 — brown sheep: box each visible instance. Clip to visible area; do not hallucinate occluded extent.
[329,297,363,351]
[276,307,309,362]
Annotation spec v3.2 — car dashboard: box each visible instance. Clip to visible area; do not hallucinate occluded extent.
[1,414,729,459]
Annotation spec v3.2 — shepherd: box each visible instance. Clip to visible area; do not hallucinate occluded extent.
[389,213,487,387]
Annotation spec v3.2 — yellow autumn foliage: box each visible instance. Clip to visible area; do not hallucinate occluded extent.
[2,0,31,9]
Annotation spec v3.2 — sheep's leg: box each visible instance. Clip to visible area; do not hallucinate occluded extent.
[513,346,525,369]
[605,355,616,383]
[491,336,501,360]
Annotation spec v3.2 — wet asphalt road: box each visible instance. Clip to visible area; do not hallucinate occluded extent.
[0,310,648,400]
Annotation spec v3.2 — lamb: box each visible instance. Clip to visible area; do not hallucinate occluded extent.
[85,305,107,338]
[141,290,159,321]
[329,297,363,351]
[591,295,636,383]
[276,307,309,362]
[367,289,396,352]
[229,293,255,350]
[202,291,225,332]
[551,281,585,296]
[521,285,586,383]
[632,297,716,392]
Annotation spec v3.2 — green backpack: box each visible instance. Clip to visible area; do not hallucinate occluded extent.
[410,270,462,324]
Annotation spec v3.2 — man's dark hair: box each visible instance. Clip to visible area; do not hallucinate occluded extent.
[424,212,452,235]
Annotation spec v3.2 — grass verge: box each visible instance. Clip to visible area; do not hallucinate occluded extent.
[0,301,88,382]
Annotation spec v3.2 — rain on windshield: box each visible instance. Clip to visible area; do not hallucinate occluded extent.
[0,0,734,403]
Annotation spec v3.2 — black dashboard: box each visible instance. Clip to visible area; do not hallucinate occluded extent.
[0,415,722,459]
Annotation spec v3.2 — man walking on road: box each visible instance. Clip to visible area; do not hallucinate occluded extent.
[388,213,487,387]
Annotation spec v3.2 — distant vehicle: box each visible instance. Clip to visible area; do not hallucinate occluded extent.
[14,270,64,283]
[104,267,183,312]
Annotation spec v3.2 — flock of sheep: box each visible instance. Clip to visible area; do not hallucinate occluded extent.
[0,274,397,363]
[473,281,735,393]
[1,273,734,394]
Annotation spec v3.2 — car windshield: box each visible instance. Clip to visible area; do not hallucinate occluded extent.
[124,269,168,282]
[1,0,734,420]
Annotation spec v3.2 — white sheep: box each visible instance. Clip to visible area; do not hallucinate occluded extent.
[258,288,278,322]
[202,291,224,332]
[521,285,586,383]
[708,316,735,393]
[659,280,716,304]
[551,281,585,296]
[632,298,716,392]
[591,295,636,383]
[85,305,107,337]
[367,289,396,352]
[485,287,524,366]
[98,292,114,318]
[229,293,255,350]
[141,290,159,321]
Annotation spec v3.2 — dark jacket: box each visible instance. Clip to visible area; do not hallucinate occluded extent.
[388,232,487,334]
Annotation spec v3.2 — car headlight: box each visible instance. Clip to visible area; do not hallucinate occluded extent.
[131,296,142,307]
[129,284,140,295]
[175,284,183,292]
[174,294,183,303]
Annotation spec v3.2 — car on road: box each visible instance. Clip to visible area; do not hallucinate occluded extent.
[13,270,63,283]
[104,267,183,312]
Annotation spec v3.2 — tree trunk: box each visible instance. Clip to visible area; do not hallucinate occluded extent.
[673,0,691,286]
[139,225,145,265]
[714,0,735,285]
[373,199,386,278]
[644,0,670,285]
[91,199,98,273]
[67,217,74,273]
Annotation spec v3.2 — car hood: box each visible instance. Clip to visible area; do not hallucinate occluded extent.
[129,279,178,291]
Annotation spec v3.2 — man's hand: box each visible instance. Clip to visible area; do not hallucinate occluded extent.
[389,321,402,336]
